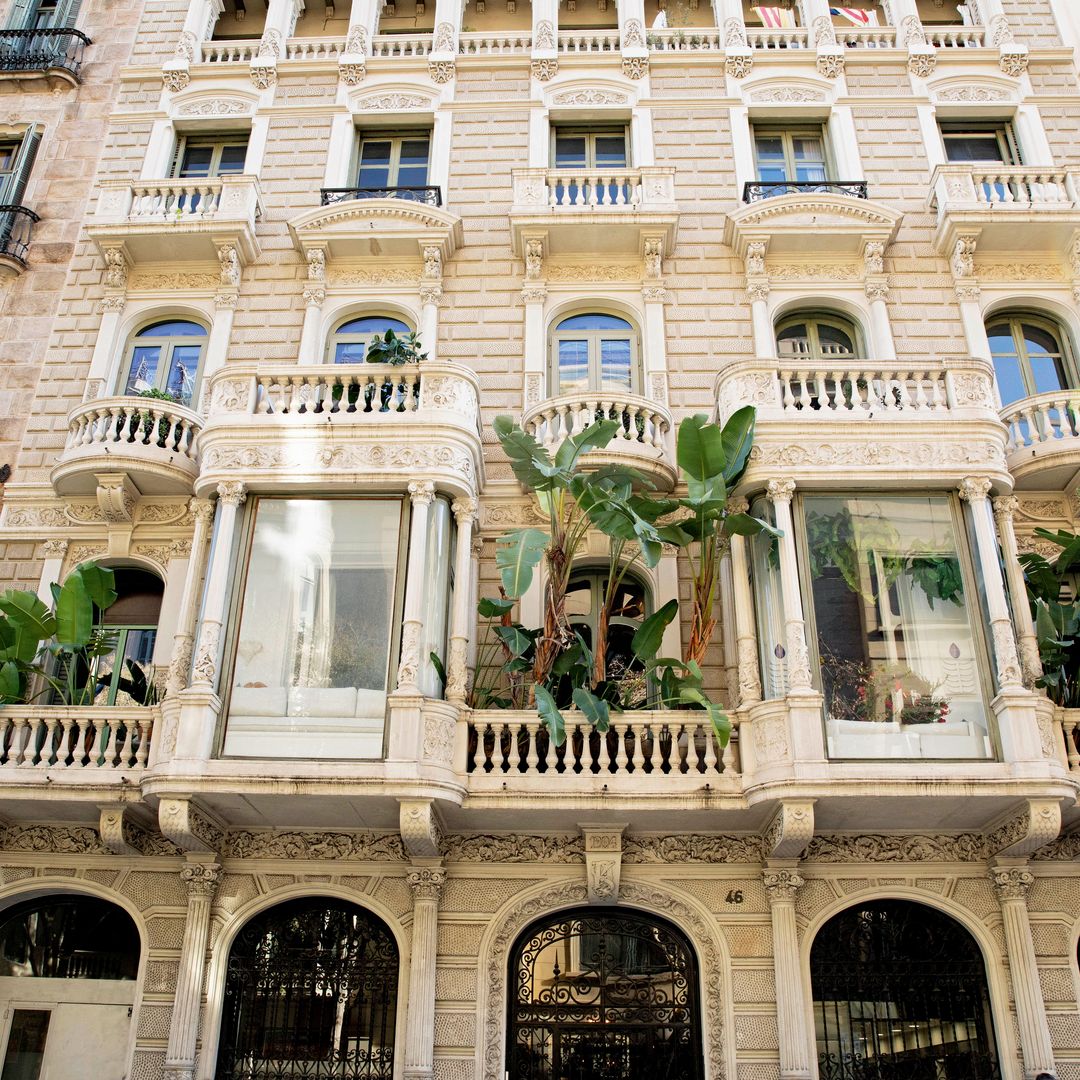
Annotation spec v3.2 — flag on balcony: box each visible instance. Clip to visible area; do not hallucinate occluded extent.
[830,7,878,24]
[754,6,796,28]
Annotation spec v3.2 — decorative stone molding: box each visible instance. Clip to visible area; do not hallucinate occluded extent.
[725,52,753,79]
[42,538,68,558]
[222,829,406,859]
[400,799,444,859]
[180,861,222,897]
[158,798,223,855]
[0,824,109,854]
[746,280,769,303]
[524,236,544,280]
[1032,831,1080,861]
[745,240,766,277]
[534,18,555,49]
[102,246,128,290]
[907,51,936,77]
[217,480,247,506]
[95,472,137,524]
[749,86,826,103]
[762,801,815,860]
[339,61,366,85]
[162,67,190,92]
[531,57,558,80]
[804,833,986,862]
[551,88,627,105]
[762,866,804,904]
[176,98,253,116]
[985,800,1061,858]
[345,24,368,52]
[621,18,645,48]
[952,235,976,279]
[98,806,181,857]
[622,833,762,863]
[407,865,446,901]
[582,825,624,904]
[218,244,240,287]
[428,59,455,83]
[643,236,663,280]
[620,55,648,80]
[816,52,844,78]
[443,834,583,862]
[989,865,1034,901]
[249,63,277,89]
[811,15,836,47]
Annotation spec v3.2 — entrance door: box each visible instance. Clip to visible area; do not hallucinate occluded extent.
[1,1001,133,1080]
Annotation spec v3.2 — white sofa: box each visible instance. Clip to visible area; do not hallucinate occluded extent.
[223,685,388,759]
[826,717,991,760]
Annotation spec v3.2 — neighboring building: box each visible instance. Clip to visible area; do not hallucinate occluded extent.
[0,0,1079,1079]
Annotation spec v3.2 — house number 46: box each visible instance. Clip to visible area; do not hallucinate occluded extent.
[725,889,744,904]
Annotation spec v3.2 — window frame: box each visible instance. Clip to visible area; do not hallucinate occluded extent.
[117,318,210,406]
[326,313,414,365]
[550,124,631,170]
[352,129,433,191]
[775,311,862,362]
[750,122,831,184]
[548,311,641,396]
[985,312,1077,403]
[939,120,1021,165]
[92,623,157,706]
[170,133,250,179]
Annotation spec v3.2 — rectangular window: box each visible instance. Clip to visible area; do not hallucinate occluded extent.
[752,125,828,190]
[1,1010,50,1080]
[355,131,431,192]
[940,121,1018,164]
[224,498,405,760]
[552,126,629,169]
[173,134,249,178]
[799,494,993,761]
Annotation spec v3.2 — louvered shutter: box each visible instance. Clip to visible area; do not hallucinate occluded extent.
[2,124,40,206]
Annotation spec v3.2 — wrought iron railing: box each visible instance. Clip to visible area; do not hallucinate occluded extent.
[0,27,91,77]
[743,180,868,202]
[0,205,38,265]
[320,185,442,206]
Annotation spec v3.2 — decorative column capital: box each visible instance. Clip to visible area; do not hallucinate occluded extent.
[745,240,767,276]
[524,236,544,281]
[726,496,749,514]
[42,538,68,559]
[451,497,478,525]
[408,480,436,507]
[747,280,770,304]
[190,497,216,526]
[958,476,992,503]
[767,478,796,504]
[992,495,1020,520]
[990,865,1034,902]
[419,284,443,307]
[180,861,222,898]
[216,481,247,506]
[762,867,805,904]
[407,866,447,902]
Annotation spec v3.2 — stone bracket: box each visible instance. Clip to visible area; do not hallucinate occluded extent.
[762,800,815,860]
[399,798,444,859]
[581,824,626,905]
[985,798,1061,858]
[98,804,145,856]
[158,797,224,855]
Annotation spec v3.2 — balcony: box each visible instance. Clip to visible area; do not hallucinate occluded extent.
[714,357,1008,486]
[742,180,867,204]
[0,205,38,275]
[51,396,202,498]
[196,361,483,497]
[1001,390,1080,491]
[522,390,676,490]
[509,167,678,257]
[321,186,442,207]
[0,27,91,86]
[929,165,1080,257]
[86,175,263,267]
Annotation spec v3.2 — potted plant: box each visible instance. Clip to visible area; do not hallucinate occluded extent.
[361,329,427,412]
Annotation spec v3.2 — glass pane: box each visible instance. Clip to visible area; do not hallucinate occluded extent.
[137,320,206,337]
[776,324,811,359]
[1028,352,1067,395]
[338,316,411,335]
[991,353,1026,405]
[227,499,402,760]
[817,323,855,357]
[750,498,787,699]
[0,144,17,173]
[754,134,785,172]
[357,140,392,188]
[557,339,590,391]
[794,163,827,183]
[124,346,161,395]
[557,313,633,331]
[1,1010,50,1080]
[334,341,368,364]
[565,579,593,618]
[111,628,157,707]
[177,145,213,178]
[396,138,430,187]
[90,639,118,706]
[554,134,587,168]
[165,345,202,404]
[599,338,632,391]
[943,134,1004,162]
[216,143,248,173]
[594,135,627,167]
[804,494,991,760]
[1022,323,1062,358]
[792,135,825,165]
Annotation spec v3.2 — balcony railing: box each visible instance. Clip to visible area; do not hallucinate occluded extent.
[93,175,264,228]
[835,26,897,48]
[932,166,1080,212]
[320,186,442,207]
[646,28,723,51]
[743,180,868,203]
[369,32,432,56]
[0,205,38,266]
[200,38,259,62]
[925,25,986,47]
[1001,390,1080,456]
[0,27,91,78]
[0,707,155,771]
[744,26,810,49]
[513,168,675,211]
[524,391,670,452]
[457,31,531,54]
[775,365,953,415]
[557,29,620,52]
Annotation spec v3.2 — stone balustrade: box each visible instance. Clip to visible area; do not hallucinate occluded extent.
[0,707,155,771]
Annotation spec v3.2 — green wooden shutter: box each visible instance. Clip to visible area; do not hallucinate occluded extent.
[4,124,41,207]
[52,0,82,29]
[4,0,37,30]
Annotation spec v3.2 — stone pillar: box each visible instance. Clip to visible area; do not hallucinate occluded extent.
[164,499,216,700]
[718,536,739,707]
[162,861,221,1080]
[745,245,774,358]
[419,246,443,362]
[766,479,813,693]
[804,0,844,77]
[893,0,936,77]
[959,478,1023,690]
[427,0,459,83]
[446,497,477,703]
[162,0,224,89]
[297,248,326,365]
[617,0,648,79]
[729,525,762,707]
[992,495,1043,687]
[249,0,304,88]
[36,539,67,607]
[530,0,558,79]
[403,865,446,1080]
[990,864,1057,1078]
[763,865,812,1080]
[339,0,379,82]
[863,243,896,361]
[521,240,548,408]
[466,532,483,684]
[397,481,436,692]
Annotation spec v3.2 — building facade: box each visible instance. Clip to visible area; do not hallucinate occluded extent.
[0,0,1079,1078]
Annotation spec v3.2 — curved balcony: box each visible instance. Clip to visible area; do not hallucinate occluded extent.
[1001,390,1080,490]
[51,396,202,497]
[522,391,676,490]
[0,205,38,275]
[0,27,91,86]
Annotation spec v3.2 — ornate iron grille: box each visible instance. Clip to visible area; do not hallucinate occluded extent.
[320,186,442,207]
[0,28,91,77]
[216,898,399,1080]
[742,180,869,202]
[508,908,703,1080]
[0,206,38,266]
[811,900,1002,1080]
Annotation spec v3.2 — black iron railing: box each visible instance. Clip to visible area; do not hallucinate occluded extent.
[0,28,92,78]
[743,179,869,202]
[320,185,442,207]
[0,205,38,265]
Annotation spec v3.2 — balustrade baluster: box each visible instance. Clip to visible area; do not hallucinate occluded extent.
[19,716,41,766]
[795,371,811,410]
[597,724,611,772]
[1064,717,1080,772]
[612,722,628,772]
[509,720,524,771]
[573,176,586,207]
[10,717,28,766]
[525,720,540,771]
[36,717,58,767]
[780,371,795,410]
[623,404,638,440]
[135,718,152,767]
[630,722,645,772]
[703,721,718,771]
[87,717,106,767]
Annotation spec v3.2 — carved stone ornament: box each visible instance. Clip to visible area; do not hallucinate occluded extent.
[745,240,767,277]
[158,798,224,854]
[222,830,407,860]
[102,246,127,290]
[952,235,976,279]
[525,237,544,281]
[534,18,555,49]
[42,538,68,559]
[95,473,137,524]
[443,834,583,862]
[162,67,190,92]
[805,833,987,862]
[407,865,446,901]
[218,244,240,287]
[936,84,1008,103]
[746,280,770,303]
[622,833,762,863]
[180,861,222,898]
[0,824,109,855]
[621,17,645,48]
[907,50,936,78]
[900,14,926,46]
[396,620,422,688]
[445,636,469,700]
[582,826,624,905]
[357,93,431,113]
[177,98,252,116]
[643,237,663,280]
[428,59,455,83]
[98,806,181,857]
[400,799,444,858]
[339,61,366,85]
[986,800,1061,858]
[998,49,1028,77]
[762,801,815,860]
[531,57,558,80]
[419,283,442,306]
[725,52,753,79]
[345,24,368,52]
[865,280,890,302]
[762,867,804,903]
[750,86,826,103]
[552,88,627,105]
[989,865,1034,902]
[217,480,247,505]
[812,14,836,46]
[250,62,277,89]
[816,51,844,79]
[1032,831,1080,861]
[620,55,648,80]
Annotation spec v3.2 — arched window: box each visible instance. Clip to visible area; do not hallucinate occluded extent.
[985,313,1075,406]
[119,319,208,408]
[551,312,639,395]
[93,568,164,707]
[329,315,413,364]
[811,900,1001,1080]
[565,569,647,691]
[216,898,399,1080]
[507,907,703,1080]
[776,312,859,361]
[0,895,139,979]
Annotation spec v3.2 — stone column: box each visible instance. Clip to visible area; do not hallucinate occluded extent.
[403,865,446,1080]
[339,0,379,82]
[297,249,326,365]
[466,532,483,685]
[445,498,477,703]
[617,0,648,79]
[164,499,216,700]
[427,0,460,83]
[521,243,548,411]
[863,244,896,361]
[729,526,762,707]
[36,539,67,607]
[763,866,812,1080]
[530,0,558,78]
[397,481,436,692]
[162,0,224,89]
[718,536,739,707]
[249,0,304,87]
[990,864,1057,1078]
[992,496,1043,687]
[766,479,813,693]
[162,861,221,1080]
[745,246,774,358]
[803,0,844,77]
[959,478,1023,690]
[419,247,443,362]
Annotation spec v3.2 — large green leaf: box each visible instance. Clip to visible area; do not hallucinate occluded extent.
[680,687,732,749]
[0,659,21,704]
[572,480,664,567]
[676,414,727,482]
[493,415,562,491]
[478,596,516,618]
[572,687,611,733]
[54,573,94,650]
[535,684,566,748]
[73,563,117,611]
[719,406,756,487]
[631,599,678,664]
[493,623,534,659]
[553,418,620,473]
[723,512,781,538]
[495,528,548,599]
[0,590,55,662]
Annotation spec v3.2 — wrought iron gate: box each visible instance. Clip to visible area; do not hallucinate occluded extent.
[508,907,703,1080]
[811,900,1002,1080]
[216,897,398,1080]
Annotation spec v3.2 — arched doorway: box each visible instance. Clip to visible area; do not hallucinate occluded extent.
[0,893,141,1080]
[507,906,703,1080]
[811,900,1002,1080]
[216,897,399,1080]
